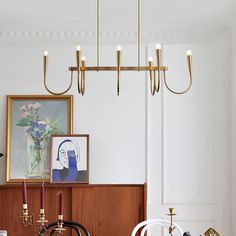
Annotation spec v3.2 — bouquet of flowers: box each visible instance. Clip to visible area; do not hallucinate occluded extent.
[16,103,62,139]
[16,103,63,177]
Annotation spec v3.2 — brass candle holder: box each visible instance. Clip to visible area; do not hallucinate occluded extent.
[21,207,67,235]
[21,206,57,235]
[21,208,90,236]
[54,215,66,234]
[21,204,34,226]
[36,209,48,226]
[20,187,83,236]
[167,208,176,235]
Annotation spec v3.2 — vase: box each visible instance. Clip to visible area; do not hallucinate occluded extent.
[26,136,49,178]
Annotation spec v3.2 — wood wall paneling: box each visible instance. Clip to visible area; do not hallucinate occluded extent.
[72,186,144,236]
[0,185,145,236]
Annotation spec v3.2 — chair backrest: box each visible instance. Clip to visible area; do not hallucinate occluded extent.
[0,230,7,236]
[39,221,90,236]
[131,219,184,236]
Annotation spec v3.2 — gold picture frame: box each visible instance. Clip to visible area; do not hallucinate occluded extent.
[6,95,73,183]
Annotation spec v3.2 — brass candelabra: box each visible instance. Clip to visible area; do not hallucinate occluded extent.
[21,205,66,235]
[21,206,90,236]
[20,182,90,235]
[21,204,34,226]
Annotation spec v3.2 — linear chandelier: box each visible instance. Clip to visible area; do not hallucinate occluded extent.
[43,0,192,96]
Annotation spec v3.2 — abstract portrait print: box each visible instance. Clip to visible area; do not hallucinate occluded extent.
[51,135,89,183]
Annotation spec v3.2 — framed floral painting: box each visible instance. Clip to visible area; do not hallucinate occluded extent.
[6,95,73,183]
[50,135,89,184]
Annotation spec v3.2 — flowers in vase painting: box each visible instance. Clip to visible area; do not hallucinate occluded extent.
[17,103,62,139]
[16,103,63,178]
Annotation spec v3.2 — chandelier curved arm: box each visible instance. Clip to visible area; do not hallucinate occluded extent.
[117,47,122,96]
[76,48,82,94]
[43,52,73,95]
[117,68,120,96]
[148,59,156,96]
[163,53,192,95]
[156,47,161,93]
[149,70,156,96]
[77,71,84,95]
[156,71,161,93]
[80,58,86,96]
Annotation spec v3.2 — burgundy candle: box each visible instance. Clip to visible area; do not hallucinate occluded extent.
[58,191,63,215]
[40,182,45,209]
[22,180,27,205]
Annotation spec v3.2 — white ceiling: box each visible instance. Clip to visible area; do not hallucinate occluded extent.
[0,0,234,32]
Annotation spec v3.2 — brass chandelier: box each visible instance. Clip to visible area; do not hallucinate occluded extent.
[43,0,192,96]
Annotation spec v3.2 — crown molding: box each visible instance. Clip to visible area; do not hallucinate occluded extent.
[0,28,228,45]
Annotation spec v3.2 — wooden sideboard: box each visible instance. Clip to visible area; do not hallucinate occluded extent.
[0,184,146,236]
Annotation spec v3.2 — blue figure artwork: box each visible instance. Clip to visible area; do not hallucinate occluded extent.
[52,139,87,182]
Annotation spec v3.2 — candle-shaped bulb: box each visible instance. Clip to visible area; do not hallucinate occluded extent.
[186,50,192,56]
[81,56,86,61]
[40,182,45,210]
[156,44,162,50]
[148,57,153,62]
[22,180,28,206]
[117,45,122,51]
[58,191,63,216]
[76,45,81,51]
[44,51,48,56]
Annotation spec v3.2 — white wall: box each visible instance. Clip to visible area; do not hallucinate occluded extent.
[0,44,147,184]
[147,38,230,235]
[230,25,236,236]
[0,35,231,235]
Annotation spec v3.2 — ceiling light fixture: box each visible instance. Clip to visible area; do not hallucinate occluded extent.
[43,0,192,96]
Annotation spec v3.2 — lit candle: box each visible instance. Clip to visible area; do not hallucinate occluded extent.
[44,50,48,56]
[22,180,28,208]
[40,182,45,210]
[76,46,81,78]
[186,50,192,79]
[81,56,86,61]
[156,43,162,50]
[58,191,63,216]
[148,57,153,62]
[117,45,122,51]
[76,45,81,51]
[43,51,48,77]
[186,50,192,56]
[117,45,122,66]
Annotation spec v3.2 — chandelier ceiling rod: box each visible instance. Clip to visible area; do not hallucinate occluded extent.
[96,0,141,68]
[43,0,193,96]
[138,0,141,67]
[97,0,100,68]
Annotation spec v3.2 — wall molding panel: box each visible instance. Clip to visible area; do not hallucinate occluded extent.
[147,40,230,236]
[0,28,228,45]
[161,88,216,205]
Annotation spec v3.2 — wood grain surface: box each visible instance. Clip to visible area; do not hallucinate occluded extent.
[0,184,145,236]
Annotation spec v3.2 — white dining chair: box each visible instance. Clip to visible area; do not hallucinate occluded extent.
[131,219,184,236]
[0,230,7,236]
